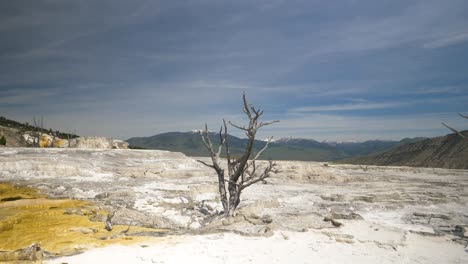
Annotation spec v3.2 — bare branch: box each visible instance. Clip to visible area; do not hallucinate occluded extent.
[243,160,257,184]
[459,113,468,119]
[223,119,234,178]
[252,137,273,161]
[224,179,239,186]
[199,125,212,151]
[228,121,249,131]
[258,120,280,128]
[204,124,215,150]
[200,134,211,151]
[216,126,225,157]
[241,161,277,190]
[442,122,465,139]
[242,92,252,118]
[250,106,263,117]
[219,126,223,144]
[197,160,215,168]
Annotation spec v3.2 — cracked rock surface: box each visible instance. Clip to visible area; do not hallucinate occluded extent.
[1,147,467,263]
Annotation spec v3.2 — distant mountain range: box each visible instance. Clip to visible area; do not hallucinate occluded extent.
[126,132,425,161]
[342,131,468,169]
[128,132,335,161]
[2,115,465,169]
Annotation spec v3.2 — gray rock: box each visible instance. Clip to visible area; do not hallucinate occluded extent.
[70,137,128,149]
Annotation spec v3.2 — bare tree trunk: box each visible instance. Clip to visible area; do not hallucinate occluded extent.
[198,93,279,217]
[216,168,228,213]
[227,185,241,216]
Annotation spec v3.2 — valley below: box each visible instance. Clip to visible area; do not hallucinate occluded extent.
[0,147,467,263]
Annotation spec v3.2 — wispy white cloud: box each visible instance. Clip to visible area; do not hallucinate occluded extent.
[0,89,62,104]
[290,102,402,113]
[289,95,468,114]
[1,0,467,141]
[423,32,468,49]
[401,86,467,95]
[259,112,468,141]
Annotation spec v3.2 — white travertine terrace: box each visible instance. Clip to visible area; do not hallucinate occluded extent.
[1,147,467,263]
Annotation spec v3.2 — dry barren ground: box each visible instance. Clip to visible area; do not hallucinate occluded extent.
[0,148,467,263]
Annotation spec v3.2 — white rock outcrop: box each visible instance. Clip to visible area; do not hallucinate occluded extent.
[20,134,128,149]
[69,137,129,149]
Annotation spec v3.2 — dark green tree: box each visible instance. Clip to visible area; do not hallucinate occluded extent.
[0,135,6,146]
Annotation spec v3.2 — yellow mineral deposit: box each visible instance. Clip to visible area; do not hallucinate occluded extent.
[39,135,52,148]
[52,138,66,147]
[0,183,168,259]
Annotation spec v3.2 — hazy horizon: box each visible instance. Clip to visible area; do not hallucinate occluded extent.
[1,1,467,141]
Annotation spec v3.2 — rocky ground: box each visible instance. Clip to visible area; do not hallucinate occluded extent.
[0,147,467,263]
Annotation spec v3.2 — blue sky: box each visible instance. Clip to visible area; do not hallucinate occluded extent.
[0,0,467,141]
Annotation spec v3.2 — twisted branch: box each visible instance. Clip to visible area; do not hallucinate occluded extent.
[442,122,465,139]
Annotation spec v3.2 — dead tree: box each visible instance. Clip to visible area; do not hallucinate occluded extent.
[442,113,468,139]
[105,211,115,231]
[50,130,58,148]
[198,93,279,217]
[31,116,44,147]
[66,129,77,148]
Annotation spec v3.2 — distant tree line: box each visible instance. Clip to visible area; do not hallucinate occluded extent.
[0,116,79,140]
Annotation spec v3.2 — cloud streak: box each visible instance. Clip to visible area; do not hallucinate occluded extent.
[290,102,402,113]
[1,0,467,140]
[424,32,468,49]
